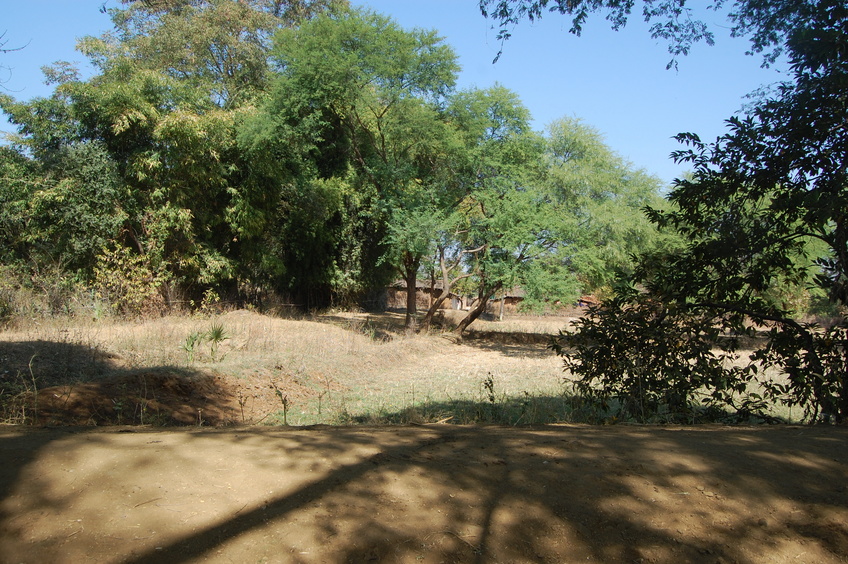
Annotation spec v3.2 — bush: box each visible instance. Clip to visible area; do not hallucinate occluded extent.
[94,246,167,318]
[552,290,757,423]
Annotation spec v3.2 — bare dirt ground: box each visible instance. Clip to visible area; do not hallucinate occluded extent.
[1,424,847,564]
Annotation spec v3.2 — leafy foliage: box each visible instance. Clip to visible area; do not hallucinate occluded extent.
[555,0,848,423]
[544,118,673,293]
[1,1,667,333]
[554,288,757,423]
[94,244,167,317]
[245,8,461,310]
[479,0,821,67]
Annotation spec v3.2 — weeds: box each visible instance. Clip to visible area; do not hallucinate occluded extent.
[27,355,38,423]
[0,356,40,425]
[207,322,229,362]
[181,322,229,363]
[181,331,204,363]
[4,309,764,428]
[269,377,292,425]
[237,390,248,424]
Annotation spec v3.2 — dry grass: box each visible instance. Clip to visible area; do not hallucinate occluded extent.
[0,309,578,426]
[1,309,796,426]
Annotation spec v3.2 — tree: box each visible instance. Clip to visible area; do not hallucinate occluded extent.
[439,86,554,336]
[548,1,848,422]
[479,0,812,67]
[544,117,671,294]
[438,90,666,337]
[104,0,345,108]
[244,8,461,314]
[0,0,343,313]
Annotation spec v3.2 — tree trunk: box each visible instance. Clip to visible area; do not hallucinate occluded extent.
[402,252,420,332]
[419,247,473,333]
[420,293,451,332]
[453,282,502,339]
[498,289,505,322]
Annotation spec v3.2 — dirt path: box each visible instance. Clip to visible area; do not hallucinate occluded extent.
[1,425,847,563]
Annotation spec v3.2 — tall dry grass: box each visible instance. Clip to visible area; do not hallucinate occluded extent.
[0,308,806,426]
[0,309,578,426]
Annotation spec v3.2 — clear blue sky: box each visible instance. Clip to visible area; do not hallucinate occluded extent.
[2,0,787,185]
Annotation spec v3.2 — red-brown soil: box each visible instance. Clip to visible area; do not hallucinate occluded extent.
[1,424,847,563]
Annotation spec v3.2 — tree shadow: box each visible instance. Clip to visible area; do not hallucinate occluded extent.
[2,342,848,563]
[458,330,559,359]
[17,424,836,564]
[350,395,584,426]
[314,313,401,342]
[0,337,243,560]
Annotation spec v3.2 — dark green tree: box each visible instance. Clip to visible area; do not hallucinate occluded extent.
[243,8,460,312]
[550,1,848,422]
[1,0,342,313]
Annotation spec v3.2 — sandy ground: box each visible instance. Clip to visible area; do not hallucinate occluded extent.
[1,424,847,564]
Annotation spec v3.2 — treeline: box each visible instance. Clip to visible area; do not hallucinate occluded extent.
[0,0,669,329]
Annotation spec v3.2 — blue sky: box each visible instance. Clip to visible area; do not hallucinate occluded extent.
[2,0,787,184]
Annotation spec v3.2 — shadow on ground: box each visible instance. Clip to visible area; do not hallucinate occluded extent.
[459,330,559,359]
[1,424,846,563]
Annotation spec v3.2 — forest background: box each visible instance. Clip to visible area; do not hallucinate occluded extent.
[0,0,673,330]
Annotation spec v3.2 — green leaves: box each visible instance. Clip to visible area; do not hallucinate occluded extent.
[544,117,670,293]
[0,143,127,277]
[272,9,458,105]
[248,9,462,307]
[555,293,757,423]
[555,0,848,423]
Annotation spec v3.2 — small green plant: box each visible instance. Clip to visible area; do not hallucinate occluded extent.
[200,288,221,314]
[182,331,204,363]
[316,381,331,419]
[93,245,166,318]
[206,322,229,362]
[270,378,291,425]
[112,398,124,425]
[137,398,149,425]
[482,373,496,404]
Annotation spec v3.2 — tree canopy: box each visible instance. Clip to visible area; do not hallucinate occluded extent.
[546,0,848,422]
[479,0,819,66]
[1,1,668,338]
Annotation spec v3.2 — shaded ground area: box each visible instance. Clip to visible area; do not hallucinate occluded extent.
[1,425,847,563]
[0,339,324,426]
[2,314,846,562]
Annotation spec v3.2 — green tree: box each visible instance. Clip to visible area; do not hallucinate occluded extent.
[244,8,461,313]
[439,86,549,335]
[545,117,672,293]
[103,0,345,108]
[0,141,129,316]
[440,90,666,337]
[548,1,848,422]
[0,0,342,312]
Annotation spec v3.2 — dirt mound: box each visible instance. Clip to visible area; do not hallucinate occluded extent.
[28,370,321,426]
